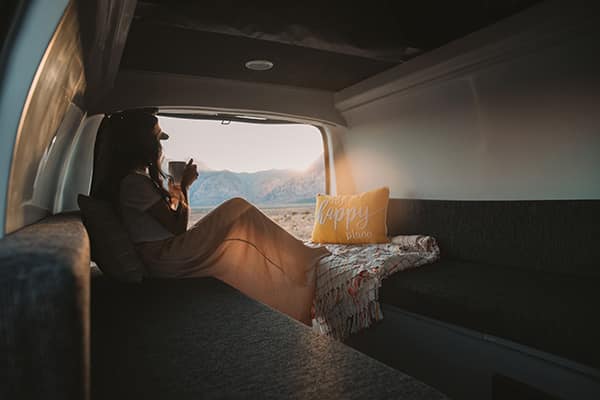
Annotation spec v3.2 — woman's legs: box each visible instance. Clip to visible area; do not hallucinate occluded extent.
[137,197,330,323]
[193,197,328,285]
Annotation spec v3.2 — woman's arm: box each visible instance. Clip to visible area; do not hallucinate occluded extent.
[145,159,198,236]
[146,190,189,235]
[146,183,188,235]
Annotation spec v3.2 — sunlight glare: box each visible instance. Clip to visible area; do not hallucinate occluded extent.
[158,117,323,172]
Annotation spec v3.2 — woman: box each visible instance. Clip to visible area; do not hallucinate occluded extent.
[109,110,330,324]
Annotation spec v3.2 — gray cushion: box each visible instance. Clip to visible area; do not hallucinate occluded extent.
[0,214,90,400]
[78,194,144,282]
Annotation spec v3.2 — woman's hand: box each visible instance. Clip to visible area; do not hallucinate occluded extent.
[181,158,199,191]
[168,179,186,210]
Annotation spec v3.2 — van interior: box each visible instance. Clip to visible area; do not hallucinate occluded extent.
[1,1,599,399]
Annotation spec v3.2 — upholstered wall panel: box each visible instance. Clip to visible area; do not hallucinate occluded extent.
[386,198,600,277]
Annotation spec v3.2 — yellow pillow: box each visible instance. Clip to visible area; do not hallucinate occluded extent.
[311,187,390,244]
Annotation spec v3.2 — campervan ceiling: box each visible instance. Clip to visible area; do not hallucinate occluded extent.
[1,1,599,399]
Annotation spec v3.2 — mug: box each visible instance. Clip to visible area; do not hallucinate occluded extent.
[168,161,187,185]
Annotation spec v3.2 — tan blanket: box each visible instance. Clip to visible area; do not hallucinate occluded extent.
[309,236,440,340]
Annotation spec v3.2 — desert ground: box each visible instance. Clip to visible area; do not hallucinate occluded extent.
[189,205,316,241]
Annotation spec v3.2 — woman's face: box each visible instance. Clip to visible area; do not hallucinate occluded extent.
[152,122,165,163]
[153,122,163,140]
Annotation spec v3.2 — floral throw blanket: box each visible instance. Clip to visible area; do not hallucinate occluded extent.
[308,236,440,340]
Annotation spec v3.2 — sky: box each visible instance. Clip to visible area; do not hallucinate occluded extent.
[158,117,324,172]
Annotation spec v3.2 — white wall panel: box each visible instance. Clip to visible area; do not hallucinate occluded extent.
[338,14,600,200]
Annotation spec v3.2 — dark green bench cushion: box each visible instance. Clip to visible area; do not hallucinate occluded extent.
[380,260,600,369]
[92,274,446,399]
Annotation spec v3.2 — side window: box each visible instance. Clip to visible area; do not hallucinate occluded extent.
[158,117,326,240]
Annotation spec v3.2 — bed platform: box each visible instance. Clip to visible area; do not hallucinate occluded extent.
[91,269,446,399]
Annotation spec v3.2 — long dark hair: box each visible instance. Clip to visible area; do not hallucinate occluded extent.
[107,110,171,207]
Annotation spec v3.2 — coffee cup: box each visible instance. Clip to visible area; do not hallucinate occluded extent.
[168,161,187,185]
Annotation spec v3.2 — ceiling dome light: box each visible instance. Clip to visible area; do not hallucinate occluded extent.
[245,60,274,71]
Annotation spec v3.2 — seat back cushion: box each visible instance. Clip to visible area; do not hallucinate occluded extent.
[78,194,144,282]
[387,199,600,278]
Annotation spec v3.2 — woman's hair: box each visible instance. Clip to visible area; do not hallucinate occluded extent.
[107,110,171,206]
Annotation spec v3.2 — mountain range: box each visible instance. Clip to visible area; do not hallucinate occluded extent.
[185,157,325,207]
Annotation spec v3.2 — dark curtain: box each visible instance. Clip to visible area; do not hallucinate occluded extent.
[76,0,137,109]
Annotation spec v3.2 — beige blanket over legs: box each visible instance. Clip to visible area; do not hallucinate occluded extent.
[136,198,330,324]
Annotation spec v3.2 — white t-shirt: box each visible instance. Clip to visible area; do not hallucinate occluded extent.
[119,171,174,243]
